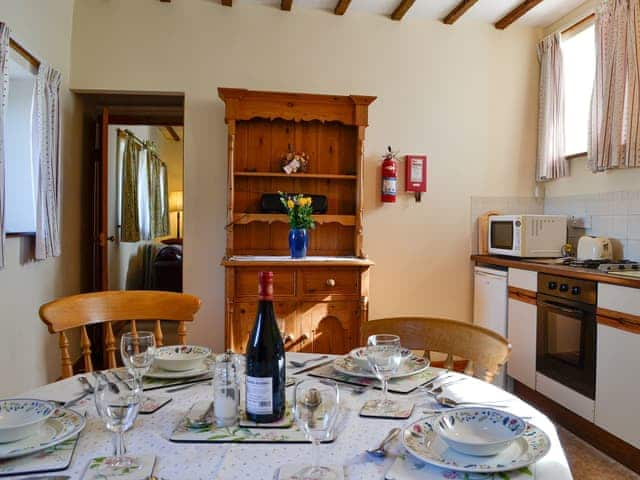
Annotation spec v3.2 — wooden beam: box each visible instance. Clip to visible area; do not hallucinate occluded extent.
[166,126,181,142]
[495,0,544,30]
[334,0,352,15]
[281,0,293,11]
[390,0,416,21]
[221,0,232,6]
[443,0,479,25]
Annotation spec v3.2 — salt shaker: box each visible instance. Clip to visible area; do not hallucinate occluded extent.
[213,350,240,427]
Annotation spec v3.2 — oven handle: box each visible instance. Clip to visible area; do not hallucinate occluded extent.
[539,300,585,318]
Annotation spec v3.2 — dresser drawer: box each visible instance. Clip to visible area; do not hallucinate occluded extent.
[301,269,359,296]
[235,268,296,298]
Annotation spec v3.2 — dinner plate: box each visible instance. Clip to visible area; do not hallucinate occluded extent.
[144,364,209,379]
[0,408,85,460]
[332,353,429,379]
[401,415,551,474]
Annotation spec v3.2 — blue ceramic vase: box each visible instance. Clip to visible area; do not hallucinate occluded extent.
[288,228,308,258]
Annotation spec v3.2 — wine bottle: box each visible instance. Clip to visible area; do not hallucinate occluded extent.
[245,271,286,423]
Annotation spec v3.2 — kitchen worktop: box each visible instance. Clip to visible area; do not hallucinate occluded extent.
[471,254,640,289]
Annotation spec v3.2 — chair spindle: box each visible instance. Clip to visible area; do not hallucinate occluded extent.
[105,321,117,369]
[80,326,93,373]
[59,331,73,378]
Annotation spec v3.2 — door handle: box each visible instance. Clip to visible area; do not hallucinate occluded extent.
[107,235,116,242]
[541,301,584,317]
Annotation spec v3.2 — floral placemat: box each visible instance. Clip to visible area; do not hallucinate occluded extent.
[359,399,414,419]
[238,404,294,428]
[385,453,535,479]
[309,363,439,394]
[170,404,334,444]
[0,435,78,477]
[112,368,212,391]
[83,454,155,480]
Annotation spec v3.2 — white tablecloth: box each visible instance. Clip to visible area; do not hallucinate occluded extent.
[10,353,572,479]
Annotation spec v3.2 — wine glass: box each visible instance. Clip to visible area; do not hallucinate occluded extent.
[120,331,156,389]
[94,375,142,471]
[293,379,340,480]
[365,334,402,407]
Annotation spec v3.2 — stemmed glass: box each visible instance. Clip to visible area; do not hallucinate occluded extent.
[120,331,156,390]
[293,379,340,480]
[94,375,142,471]
[365,334,402,407]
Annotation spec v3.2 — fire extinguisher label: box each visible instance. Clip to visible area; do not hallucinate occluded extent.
[382,178,397,195]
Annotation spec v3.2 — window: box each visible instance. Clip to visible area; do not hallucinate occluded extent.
[561,22,595,157]
[4,51,37,234]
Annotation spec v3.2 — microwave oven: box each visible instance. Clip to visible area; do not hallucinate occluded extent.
[488,215,567,258]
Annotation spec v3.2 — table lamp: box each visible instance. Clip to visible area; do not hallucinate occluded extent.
[169,190,183,238]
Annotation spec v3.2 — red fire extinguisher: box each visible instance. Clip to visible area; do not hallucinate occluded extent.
[381,146,398,203]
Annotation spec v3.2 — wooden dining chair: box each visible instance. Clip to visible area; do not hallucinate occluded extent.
[39,290,202,378]
[362,317,511,383]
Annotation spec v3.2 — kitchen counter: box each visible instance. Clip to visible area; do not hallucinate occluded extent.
[471,254,640,289]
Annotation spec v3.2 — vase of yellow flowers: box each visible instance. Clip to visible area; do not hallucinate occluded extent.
[280,193,315,258]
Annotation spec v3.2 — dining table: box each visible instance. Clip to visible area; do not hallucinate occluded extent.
[4,352,573,479]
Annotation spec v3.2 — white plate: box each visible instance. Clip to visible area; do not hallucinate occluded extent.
[0,408,86,460]
[332,353,429,379]
[154,345,212,372]
[144,364,209,379]
[0,399,56,443]
[402,415,550,474]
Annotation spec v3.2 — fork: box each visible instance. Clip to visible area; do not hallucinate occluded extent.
[288,355,329,368]
[92,371,120,394]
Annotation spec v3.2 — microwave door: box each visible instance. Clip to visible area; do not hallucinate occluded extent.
[491,221,514,251]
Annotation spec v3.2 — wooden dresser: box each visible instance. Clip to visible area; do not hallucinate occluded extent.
[218,88,376,354]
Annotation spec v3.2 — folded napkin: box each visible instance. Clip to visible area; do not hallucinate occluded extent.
[385,453,535,480]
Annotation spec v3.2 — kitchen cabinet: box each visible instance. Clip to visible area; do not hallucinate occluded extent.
[595,323,640,448]
[507,297,537,389]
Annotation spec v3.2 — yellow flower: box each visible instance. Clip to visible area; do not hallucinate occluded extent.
[287,199,294,209]
[301,197,312,206]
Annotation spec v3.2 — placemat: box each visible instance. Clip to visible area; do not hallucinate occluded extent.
[309,363,439,394]
[0,435,78,477]
[385,453,535,479]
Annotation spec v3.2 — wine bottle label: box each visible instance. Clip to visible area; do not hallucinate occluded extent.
[246,376,273,415]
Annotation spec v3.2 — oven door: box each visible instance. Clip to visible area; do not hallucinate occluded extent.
[536,293,597,399]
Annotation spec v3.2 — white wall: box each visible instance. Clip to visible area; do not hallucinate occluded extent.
[71,1,540,352]
[0,0,86,395]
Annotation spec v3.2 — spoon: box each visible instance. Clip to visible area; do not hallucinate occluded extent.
[436,396,508,408]
[289,355,329,368]
[78,376,94,393]
[93,371,120,394]
[420,378,467,396]
[367,427,401,457]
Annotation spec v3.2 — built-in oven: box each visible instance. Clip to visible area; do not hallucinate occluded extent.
[536,273,597,399]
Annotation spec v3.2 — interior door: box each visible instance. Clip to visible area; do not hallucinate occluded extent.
[92,106,110,291]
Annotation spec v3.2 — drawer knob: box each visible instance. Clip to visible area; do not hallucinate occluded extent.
[326,278,336,287]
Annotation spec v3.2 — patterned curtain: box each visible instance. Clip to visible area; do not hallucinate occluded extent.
[120,136,141,242]
[0,23,9,269]
[34,63,62,260]
[537,32,568,181]
[589,0,640,172]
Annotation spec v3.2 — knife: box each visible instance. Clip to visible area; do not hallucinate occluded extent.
[18,476,71,480]
[290,358,334,375]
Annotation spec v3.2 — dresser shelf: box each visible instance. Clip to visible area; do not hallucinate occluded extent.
[233,213,355,226]
[234,171,357,181]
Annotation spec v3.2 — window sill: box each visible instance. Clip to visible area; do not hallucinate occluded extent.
[6,232,35,238]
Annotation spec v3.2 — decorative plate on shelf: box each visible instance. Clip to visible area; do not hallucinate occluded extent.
[332,352,429,379]
[144,364,209,379]
[0,408,85,460]
[401,416,551,474]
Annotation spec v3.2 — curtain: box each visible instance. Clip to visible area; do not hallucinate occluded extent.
[120,136,142,242]
[33,63,62,261]
[0,23,9,269]
[537,32,569,181]
[589,0,640,172]
[147,152,168,239]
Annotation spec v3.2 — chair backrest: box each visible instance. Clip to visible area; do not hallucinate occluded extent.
[362,317,511,383]
[39,290,202,378]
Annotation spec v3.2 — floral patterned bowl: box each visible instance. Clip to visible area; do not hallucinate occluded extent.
[0,399,55,443]
[154,345,212,372]
[348,346,412,371]
[433,407,526,456]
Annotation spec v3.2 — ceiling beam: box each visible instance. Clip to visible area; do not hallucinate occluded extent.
[390,0,416,21]
[221,0,232,6]
[442,0,479,25]
[281,0,293,11]
[334,0,352,15]
[166,126,181,142]
[494,0,544,29]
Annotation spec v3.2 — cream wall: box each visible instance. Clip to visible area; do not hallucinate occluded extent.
[71,0,540,352]
[542,0,640,197]
[1,0,86,394]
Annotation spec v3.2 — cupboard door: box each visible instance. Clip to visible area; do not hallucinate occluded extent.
[232,302,297,353]
[300,302,358,354]
[506,298,537,389]
[595,324,640,448]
